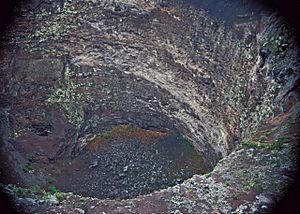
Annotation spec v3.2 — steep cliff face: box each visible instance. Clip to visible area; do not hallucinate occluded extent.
[0,0,299,213]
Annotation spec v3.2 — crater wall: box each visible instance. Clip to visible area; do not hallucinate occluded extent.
[0,0,299,213]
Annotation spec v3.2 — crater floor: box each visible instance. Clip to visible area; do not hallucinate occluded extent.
[53,126,207,199]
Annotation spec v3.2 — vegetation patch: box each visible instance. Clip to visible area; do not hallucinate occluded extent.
[17,1,79,48]
[241,135,291,151]
[47,66,83,128]
[261,36,288,55]
[9,184,67,203]
[23,155,34,174]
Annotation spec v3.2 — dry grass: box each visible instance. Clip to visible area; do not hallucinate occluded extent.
[86,125,170,152]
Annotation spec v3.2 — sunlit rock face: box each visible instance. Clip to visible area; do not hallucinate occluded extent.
[0,0,299,213]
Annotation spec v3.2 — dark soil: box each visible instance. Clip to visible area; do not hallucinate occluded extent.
[53,130,207,199]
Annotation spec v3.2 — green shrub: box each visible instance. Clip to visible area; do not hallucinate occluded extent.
[48,185,59,194]
[55,191,66,202]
